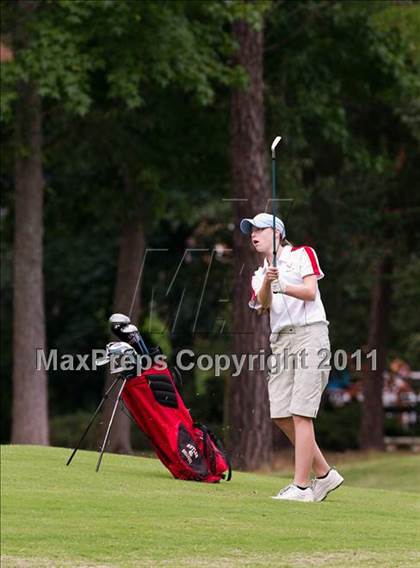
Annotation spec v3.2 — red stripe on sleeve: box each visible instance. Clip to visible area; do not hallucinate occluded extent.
[303,246,320,275]
[250,280,256,302]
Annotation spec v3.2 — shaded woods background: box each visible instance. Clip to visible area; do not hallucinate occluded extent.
[1,0,419,468]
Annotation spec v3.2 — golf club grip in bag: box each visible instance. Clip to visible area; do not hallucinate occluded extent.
[121,366,232,483]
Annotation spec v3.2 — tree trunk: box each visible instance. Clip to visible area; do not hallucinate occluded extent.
[360,253,393,450]
[101,171,145,454]
[11,83,49,444]
[228,18,272,470]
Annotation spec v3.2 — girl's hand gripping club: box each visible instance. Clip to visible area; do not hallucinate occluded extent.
[266,265,286,294]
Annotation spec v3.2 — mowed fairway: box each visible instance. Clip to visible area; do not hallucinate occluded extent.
[1,446,420,567]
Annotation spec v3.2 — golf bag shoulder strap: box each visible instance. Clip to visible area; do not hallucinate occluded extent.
[171,366,183,389]
[147,346,183,391]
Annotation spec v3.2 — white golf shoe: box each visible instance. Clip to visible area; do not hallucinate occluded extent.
[271,484,314,502]
[311,467,344,502]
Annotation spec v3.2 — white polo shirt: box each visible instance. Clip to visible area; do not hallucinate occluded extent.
[249,245,328,332]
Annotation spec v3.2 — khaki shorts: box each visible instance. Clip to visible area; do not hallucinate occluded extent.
[267,322,331,419]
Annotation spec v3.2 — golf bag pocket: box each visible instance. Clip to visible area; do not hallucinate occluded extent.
[121,366,231,483]
[194,423,232,481]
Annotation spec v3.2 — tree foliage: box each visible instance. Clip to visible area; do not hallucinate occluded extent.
[1,0,260,119]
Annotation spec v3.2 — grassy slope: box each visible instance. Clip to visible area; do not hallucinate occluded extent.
[1,446,420,568]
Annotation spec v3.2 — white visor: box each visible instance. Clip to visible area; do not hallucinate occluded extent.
[240,213,286,238]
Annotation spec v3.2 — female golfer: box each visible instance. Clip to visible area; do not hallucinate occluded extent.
[240,212,343,502]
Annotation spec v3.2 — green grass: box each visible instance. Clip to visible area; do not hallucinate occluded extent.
[338,454,420,493]
[1,446,420,567]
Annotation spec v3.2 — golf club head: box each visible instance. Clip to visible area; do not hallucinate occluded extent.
[94,341,136,370]
[107,341,134,356]
[120,324,138,333]
[109,313,131,331]
[271,136,282,158]
[105,341,138,374]
[109,315,144,352]
[110,321,149,356]
[96,355,111,366]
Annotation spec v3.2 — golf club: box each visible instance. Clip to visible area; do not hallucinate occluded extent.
[96,341,138,373]
[109,315,150,356]
[121,324,149,355]
[109,313,130,329]
[271,135,282,294]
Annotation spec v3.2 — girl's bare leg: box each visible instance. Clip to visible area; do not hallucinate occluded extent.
[273,416,330,484]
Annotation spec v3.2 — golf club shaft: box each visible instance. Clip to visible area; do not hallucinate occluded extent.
[271,136,282,294]
[272,155,277,268]
[66,376,120,466]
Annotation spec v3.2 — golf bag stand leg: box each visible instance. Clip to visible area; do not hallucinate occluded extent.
[96,377,128,472]
[66,377,121,466]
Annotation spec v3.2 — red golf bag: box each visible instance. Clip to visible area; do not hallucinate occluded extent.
[122,365,232,483]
